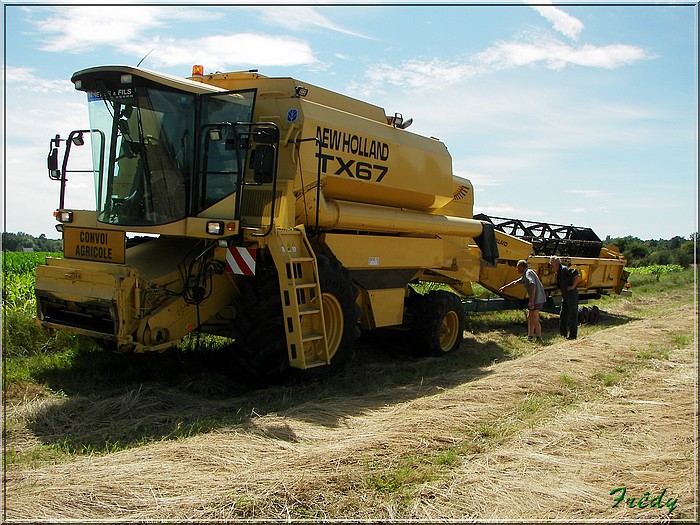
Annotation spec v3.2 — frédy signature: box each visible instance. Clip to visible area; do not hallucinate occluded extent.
[610,487,677,514]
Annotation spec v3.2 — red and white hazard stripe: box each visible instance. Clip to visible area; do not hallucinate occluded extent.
[225,247,257,276]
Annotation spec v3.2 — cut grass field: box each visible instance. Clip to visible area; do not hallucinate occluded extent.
[2,265,697,521]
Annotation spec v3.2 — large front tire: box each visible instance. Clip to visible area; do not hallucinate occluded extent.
[228,262,290,384]
[303,254,361,377]
[228,253,360,383]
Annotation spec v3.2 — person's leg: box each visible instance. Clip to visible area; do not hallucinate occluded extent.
[532,309,542,338]
[559,300,569,337]
[568,294,579,339]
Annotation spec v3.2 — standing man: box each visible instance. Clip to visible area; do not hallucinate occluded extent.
[550,256,580,340]
[499,260,546,343]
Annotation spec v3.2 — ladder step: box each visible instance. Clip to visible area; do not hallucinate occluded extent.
[302,333,324,343]
[304,359,328,369]
[298,306,321,316]
[293,283,317,289]
[270,227,330,370]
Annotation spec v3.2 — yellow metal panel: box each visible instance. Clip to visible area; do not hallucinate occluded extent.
[300,99,455,212]
[297,189,484,238]
[136,272,237,351]
[364,288,405,328]
[192,72,387,123]
[323,233,445,269]
[478,264,526,298]
[434,176,475,219]
[184,216,239,237]
[58,210,98,229]
[35,262,121,302]
[493,230,533,262]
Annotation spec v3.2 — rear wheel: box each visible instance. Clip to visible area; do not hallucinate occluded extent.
[408,290,465,356]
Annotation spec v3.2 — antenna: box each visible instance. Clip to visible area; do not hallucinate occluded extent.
[136,49,154,68]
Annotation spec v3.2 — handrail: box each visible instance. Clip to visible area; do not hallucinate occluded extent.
[49,129,105,210]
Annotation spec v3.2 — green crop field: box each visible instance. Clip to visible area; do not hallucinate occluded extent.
[2,251,73,359]
[3,252,61,308]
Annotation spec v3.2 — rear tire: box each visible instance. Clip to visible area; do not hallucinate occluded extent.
[408,290,465,356]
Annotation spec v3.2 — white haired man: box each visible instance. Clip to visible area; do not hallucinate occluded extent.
[549,256,580,340]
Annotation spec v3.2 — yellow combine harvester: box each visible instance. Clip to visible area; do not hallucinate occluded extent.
[35,65,628,381]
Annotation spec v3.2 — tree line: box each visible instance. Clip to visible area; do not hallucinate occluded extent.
[605,234,697,268]
[2,232,62,253]
[2,231,697,268]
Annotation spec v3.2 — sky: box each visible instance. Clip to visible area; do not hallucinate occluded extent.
[2,2,698,241]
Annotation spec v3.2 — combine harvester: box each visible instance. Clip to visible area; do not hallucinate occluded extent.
[35,65,629,381]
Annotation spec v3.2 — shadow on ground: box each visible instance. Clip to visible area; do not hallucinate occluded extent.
[24,308,635,454]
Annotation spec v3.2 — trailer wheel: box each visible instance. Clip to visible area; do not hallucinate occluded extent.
[408,291,465,356]
[578,306,590,325]
[301,254,361,378]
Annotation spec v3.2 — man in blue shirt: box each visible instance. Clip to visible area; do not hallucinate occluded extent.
[499,260,546,343]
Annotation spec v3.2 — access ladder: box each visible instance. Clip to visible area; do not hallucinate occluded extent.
[268,227,329,369]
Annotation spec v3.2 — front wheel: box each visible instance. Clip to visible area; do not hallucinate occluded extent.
[300,254,361,378]
[408,290,465,356]
[227,261,290,384]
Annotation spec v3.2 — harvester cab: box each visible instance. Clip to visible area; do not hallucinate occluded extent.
[47,66,280,236]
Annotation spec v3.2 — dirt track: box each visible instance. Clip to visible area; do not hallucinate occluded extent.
[4,301,697,522]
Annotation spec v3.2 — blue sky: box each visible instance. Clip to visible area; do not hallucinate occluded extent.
[2,3,697,241]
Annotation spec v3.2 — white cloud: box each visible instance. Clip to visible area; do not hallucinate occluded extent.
[246,6,371,39]
[566,189,613,199]
[476,204,550,221]
[477,39,649,71]
[363,59,477,92]
[529,3,585,41]
[28,6,211,53]
[2,66,75,93]
[358,33,650,98]
[25,6,316,70]
[454,170,504,188]
[4,82,93,236]
[124,34,315,70]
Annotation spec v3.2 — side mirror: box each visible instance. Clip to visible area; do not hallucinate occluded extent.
[252,127,279,145]
[48,148,61,180]
[71,132,85,146]
[118,119,130,137]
